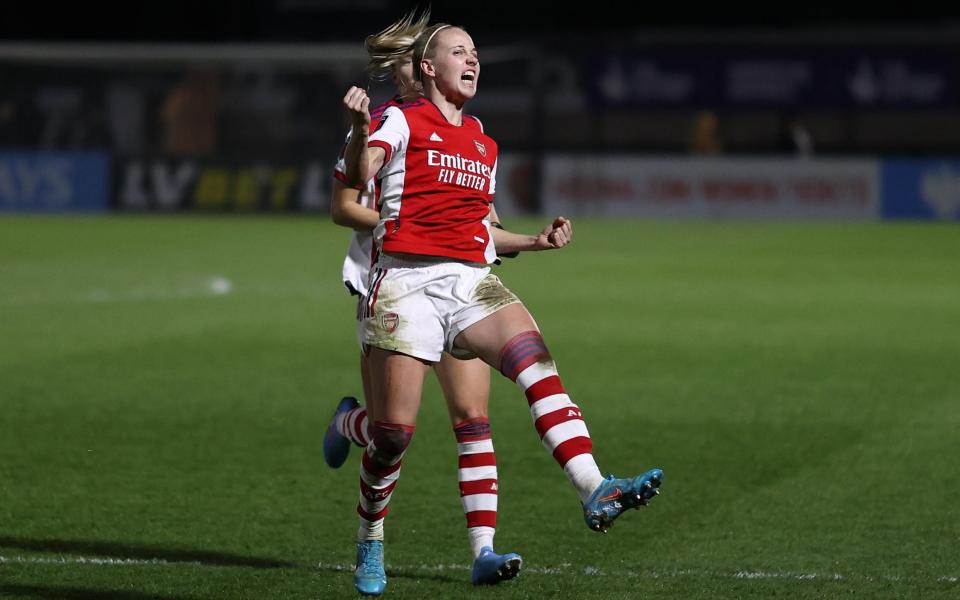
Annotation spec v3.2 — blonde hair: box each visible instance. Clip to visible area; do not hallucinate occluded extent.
[412,23,464,83]
[364,9,431,81]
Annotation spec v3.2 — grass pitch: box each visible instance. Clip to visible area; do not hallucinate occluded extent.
[1,216,958,599]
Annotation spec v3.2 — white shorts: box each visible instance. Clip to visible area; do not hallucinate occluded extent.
[360,254,521,362]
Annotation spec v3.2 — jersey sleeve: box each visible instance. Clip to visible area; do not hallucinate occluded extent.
[368,106,409,173]
[468,114,484,133]
[333,129,363,190]
[488,158,498,198]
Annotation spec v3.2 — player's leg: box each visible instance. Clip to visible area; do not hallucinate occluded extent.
[433,354,522,585]
[324,298,374,468]
[335,353,374,448]
[353,347,430,596]
[435,354,491,423]
[323,392,362,468]
[453,303,604,497]
[454,302,663,533]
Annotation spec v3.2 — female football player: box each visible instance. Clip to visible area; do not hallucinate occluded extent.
[325,11,525,593]
[340,20,663,597]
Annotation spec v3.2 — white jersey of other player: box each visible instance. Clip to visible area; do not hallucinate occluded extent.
[333,97,402,296]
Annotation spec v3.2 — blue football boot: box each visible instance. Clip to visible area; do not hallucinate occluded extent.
[471,546,523,585]
[354,540,387,596]
[583,468,663,533]
[323,396,359,468]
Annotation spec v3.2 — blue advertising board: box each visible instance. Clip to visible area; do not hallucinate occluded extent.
[881,159,960,220]
[0,152,110,212]
[585,48,958,109]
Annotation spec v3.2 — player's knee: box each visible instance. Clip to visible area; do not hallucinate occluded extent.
[370,421,415,461]
[452,416,491,441]
[499,330,552,381]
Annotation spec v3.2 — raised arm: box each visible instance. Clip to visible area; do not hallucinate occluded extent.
[342,86,386,187]
[488,211,573,255]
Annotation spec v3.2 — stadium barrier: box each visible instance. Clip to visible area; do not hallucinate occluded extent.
[494,156,960,221]
[115,159,329,212]
[1,152,958,220]
[532,156,877,220]
[880,159,960,220]
[0,151,110,212]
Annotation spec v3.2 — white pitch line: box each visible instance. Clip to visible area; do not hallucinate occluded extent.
[734,570,844,580]
[82,276,234,303]
[317,562,958,584]
[0,275,234,306]
[3,555,958,585]
[0,555,201,567]
[318,562,845,579]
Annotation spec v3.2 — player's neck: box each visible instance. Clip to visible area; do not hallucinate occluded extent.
[427,90,464,126]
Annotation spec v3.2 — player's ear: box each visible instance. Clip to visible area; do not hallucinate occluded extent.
[420,58,435,78]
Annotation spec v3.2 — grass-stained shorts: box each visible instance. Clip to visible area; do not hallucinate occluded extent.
[360,254,520,362]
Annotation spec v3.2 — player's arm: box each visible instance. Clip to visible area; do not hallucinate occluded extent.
[484,160,572,255]
[486,204,518,258]
[489,209,573,254]
[342,86,386,187]
[330,180,379,231]
[489,204,502,224]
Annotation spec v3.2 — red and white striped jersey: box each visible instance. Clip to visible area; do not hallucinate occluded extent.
[368,99,499,264]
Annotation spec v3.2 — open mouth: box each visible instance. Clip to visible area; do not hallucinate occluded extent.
[461,71,476,84]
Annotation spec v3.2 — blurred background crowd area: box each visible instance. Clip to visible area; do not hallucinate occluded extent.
[1,1,959,217]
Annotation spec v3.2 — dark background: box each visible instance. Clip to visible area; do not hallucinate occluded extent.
[3,1,960,214]
[3,1,959,43]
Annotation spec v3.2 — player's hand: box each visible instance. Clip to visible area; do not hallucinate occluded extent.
[343,86,371,132]
[535,216,573,250]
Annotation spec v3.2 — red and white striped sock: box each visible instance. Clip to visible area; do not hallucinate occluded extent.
[501,332,604,503]
[454,417,497,558]
[337,406,371,447]
[356,422,414,541]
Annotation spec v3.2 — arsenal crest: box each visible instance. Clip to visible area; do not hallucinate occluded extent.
[474,140,486,157]
[381,312,400,333]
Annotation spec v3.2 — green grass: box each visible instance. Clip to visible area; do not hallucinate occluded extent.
[1,215,959,599]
